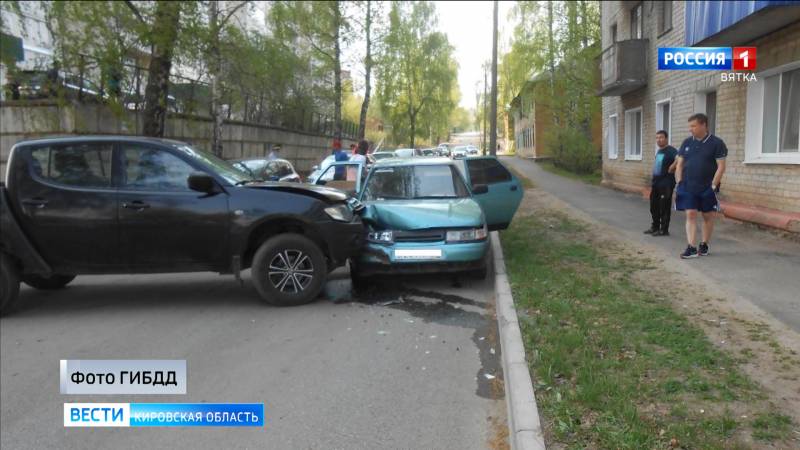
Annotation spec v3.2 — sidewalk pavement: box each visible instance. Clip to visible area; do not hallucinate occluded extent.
[502,156,800,333]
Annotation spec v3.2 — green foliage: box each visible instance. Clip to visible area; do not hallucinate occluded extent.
[376,1,458,147]
[501,1,601,172]
[546,126,600,175]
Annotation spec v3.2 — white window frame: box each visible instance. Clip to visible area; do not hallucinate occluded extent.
[624,107,643,161]
[655,98,671,151]
[607,114,619,159]
[745,60,800,164]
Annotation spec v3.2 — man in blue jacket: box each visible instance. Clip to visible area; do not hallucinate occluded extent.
[675,113,727,259]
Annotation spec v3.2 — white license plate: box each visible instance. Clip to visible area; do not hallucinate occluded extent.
[394,249,442,260]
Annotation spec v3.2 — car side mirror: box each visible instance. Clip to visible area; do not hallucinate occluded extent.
[472,184,489,195]
[188,172,216,193]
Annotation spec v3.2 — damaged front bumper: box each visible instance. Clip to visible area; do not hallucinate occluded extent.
[356,239,489,275]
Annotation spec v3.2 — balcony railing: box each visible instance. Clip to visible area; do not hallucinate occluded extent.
[598,39,648,97]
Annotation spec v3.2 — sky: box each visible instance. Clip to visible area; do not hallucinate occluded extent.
[434,1,516,109]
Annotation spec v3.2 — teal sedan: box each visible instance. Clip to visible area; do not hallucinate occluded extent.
[314,157,523,281]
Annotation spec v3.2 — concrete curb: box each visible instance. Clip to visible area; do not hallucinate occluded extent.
[491,232,546,450]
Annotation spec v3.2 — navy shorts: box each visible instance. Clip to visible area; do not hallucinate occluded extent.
[675,184,719,212]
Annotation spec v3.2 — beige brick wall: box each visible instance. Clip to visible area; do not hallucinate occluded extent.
[601,1,800,213]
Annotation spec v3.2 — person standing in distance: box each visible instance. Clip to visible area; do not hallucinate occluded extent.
[675,113,727,259]
[644,130,678,236]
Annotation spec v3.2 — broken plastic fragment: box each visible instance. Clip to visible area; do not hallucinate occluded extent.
[484,373,495,380]
[377,330,389,335]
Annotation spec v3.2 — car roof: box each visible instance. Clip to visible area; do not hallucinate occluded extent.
[234,157,292,164]
[372,157,454,167]
[13,135,190,148]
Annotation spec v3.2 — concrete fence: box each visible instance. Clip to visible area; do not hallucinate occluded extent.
[0,101,357,176]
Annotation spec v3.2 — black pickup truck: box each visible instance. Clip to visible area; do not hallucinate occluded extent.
[0,136,364,314]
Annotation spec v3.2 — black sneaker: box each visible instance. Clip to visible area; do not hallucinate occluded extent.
[680,245,698,259]
[699,242,709,256]
[644,227,658,235]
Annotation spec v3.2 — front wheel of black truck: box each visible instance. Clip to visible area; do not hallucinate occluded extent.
[21,274,76,290]
[1,253,21,315]
[251,233,328,306]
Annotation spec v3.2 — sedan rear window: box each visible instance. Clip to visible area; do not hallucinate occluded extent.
[362,165,469,201]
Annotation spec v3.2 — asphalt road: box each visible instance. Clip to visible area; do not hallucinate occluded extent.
[1,264,505,449]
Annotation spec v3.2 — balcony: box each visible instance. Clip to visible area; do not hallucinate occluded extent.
[685,1,800,46]
[598,39,648,97]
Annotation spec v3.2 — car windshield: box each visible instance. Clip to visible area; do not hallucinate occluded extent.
[174,145,250,184]
[362,164,469,201]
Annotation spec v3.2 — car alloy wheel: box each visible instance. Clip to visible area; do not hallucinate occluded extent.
[267,249,314,293]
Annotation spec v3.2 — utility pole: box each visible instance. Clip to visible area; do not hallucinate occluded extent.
[483,64,488,154]
[489,0,498,156]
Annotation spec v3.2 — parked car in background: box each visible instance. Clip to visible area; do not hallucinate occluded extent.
[393,148,416,158]
[466,145,480,156]
[313,157,523,284]
[451,146,468,158]
[421,148,437,156]
[371,151,397,161]
[231,158,301,183]
[0,136,365,313]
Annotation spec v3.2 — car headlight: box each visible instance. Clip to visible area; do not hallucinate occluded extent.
[446,225,488,242]
[367,230,394,244]
[324,204,354,222]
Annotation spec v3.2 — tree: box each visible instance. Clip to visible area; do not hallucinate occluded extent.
[272,1,348,141]
[357,0,373,139]
[126,1,182,137]
[377,1,457,148]
[489,0,498,156]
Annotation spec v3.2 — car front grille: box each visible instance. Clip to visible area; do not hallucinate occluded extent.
[393,229,445,243]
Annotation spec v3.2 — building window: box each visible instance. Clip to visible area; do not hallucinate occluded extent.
[608,114,619,159]
[611,24,617,44]
[705,91,717,135]
[744,62,800,164]
[658,1,673,35]
[624,107,643,160]
[630,4,642,39]
[655,99,671,147]
[763,68,799,154]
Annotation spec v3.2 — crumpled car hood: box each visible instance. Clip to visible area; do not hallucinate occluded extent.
[245,182,347,203]
[362,198,483,230]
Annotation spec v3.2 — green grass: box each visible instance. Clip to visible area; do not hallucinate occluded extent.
[537,159,602,185]
[501,212,795,449]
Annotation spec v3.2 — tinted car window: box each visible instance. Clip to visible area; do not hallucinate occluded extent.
[30,144,112,188]
[467,159,511,185]
[122,147,195,191]
[362,165,469,201]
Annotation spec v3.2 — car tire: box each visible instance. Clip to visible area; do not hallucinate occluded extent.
[467,265,488,280]
[251,233,327,306]
[21,274,76,290]
[1,253,21,315]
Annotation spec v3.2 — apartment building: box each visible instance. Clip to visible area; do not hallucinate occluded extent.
[600,1,800,231]
[510,73,551,159]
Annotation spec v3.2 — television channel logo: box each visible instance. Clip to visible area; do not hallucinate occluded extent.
[658,47,757,71]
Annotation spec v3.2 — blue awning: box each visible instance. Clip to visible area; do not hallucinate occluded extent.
[685,1,800,46]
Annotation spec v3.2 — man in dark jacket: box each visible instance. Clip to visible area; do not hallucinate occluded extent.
[645,130,678,236]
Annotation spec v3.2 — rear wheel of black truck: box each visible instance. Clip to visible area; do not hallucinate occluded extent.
[21,274,76,290]
[251,233,327,306]
[1,253,21,315]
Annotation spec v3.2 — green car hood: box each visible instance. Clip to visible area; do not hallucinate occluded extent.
[362,198,484,230]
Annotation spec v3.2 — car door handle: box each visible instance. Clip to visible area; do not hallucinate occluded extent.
[510,185,518,191]
[22,198,48,208]
[122,201,150,210]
